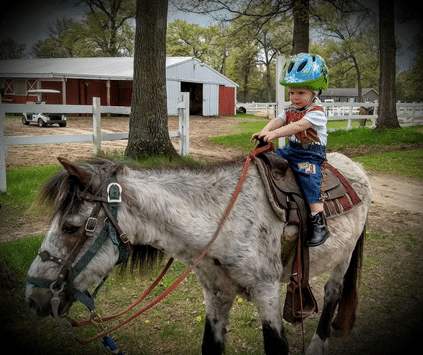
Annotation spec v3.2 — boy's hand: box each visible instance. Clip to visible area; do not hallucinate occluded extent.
[261,131,278,142]
[251,131,278,142]
[250,132,262,142]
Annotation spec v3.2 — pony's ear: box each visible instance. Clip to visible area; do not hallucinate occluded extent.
[57,157,91,188]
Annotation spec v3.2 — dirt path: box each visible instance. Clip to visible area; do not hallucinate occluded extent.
[3,116,247,168]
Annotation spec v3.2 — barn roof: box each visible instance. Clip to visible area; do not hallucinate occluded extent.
[0,57,237,87]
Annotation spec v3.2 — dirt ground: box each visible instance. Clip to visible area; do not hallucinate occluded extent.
[2,116,423,354]
[2,115,244,168]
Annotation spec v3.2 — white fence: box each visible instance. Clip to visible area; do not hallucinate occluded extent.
[237,102,277,117]
[238,101,423,128]
[0,93,190,192]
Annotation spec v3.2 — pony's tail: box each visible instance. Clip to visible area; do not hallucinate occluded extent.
[331,223,365,336]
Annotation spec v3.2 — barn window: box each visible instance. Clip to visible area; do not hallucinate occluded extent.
[4,79,14,94]
[14,79,26,95]
[27,79,37,91]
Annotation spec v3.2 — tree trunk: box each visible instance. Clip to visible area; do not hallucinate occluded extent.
[125,0,179,159]
[291,0,309,54]
[377,0,401,129]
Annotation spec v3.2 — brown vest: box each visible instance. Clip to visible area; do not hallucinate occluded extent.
[285,106,324,144]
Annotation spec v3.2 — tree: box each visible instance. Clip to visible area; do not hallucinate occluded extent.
[32,1,135,58]
[292,0,309,54]
[166,20,222,65]
[0,38,25,59]
[224,3,291,101]
[78,0,136,56]
[377,0,400,129]
[396,34,423,102]
[226,43,260,102]
[313,2,378,101]
[171,0,359,57]
[32,18,81,58]
[125,0,178,159]
[311,36,379,90]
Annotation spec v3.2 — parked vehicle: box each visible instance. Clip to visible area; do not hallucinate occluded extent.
[22,89,67,127]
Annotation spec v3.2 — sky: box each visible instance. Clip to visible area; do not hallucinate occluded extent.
[0,0,421,72]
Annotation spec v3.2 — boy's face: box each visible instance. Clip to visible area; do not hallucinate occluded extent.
[288,87,314,109]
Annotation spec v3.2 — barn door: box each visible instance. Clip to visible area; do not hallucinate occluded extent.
[203,84,219,116]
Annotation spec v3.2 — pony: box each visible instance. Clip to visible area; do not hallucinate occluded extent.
[25,152,372,355]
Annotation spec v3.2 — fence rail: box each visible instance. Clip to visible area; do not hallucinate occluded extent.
[0,93,189,192]
[238,101,423,128]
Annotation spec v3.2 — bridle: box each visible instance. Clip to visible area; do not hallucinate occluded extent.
[26,173,131,335]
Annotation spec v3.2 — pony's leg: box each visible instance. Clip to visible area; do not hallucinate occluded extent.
[197,266,238,355]
[307,228,364,355]
[306,259,350,355]
[251,281,289,355]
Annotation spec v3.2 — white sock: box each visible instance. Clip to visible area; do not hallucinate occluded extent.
[310,211,319,216]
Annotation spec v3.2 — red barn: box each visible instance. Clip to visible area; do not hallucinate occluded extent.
[0,57,238,116]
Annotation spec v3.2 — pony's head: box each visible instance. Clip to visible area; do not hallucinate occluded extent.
[25,157,126,317]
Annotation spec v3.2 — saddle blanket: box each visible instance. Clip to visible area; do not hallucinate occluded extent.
[322,163,362,219]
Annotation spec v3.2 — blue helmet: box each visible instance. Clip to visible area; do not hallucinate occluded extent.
[280,53,329,91]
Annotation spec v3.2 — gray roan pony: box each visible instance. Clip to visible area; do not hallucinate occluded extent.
[26,152,372,355]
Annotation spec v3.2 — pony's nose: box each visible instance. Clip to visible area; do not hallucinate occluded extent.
[26,296,36,310]
[26,295,47,316]
[25,287,52,317]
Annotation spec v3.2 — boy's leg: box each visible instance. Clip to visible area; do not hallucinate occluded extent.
[288,150,329,247]
[275,145,329,246]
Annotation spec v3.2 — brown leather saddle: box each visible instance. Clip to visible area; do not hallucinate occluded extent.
[255,151,362,324]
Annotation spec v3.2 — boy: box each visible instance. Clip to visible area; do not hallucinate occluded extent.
[251,53,330,247]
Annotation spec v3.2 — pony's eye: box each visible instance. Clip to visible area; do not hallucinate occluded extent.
[62,224,80,235]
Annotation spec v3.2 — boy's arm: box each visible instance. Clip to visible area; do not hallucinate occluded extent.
[255,118,312,142]
[251,117,284,141]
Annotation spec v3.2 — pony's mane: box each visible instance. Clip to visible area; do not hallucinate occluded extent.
[40,158,122,219]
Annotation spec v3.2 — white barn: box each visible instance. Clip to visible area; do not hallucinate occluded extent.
[0,57,238,116]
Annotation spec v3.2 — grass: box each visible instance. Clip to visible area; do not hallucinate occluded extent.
[327,126,423,150]
[0,164,62,216]
[354,149,423,180]
[212,119,423,151]
[0,235,43,280]
[211,121,423,179]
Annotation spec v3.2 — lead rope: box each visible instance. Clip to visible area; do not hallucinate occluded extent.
[75,141,274,345]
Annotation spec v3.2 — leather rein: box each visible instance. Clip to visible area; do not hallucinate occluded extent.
[28,142,274,344]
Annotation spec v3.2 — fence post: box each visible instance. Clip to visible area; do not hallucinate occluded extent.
[0,103,7,192]
[92,97,101,156]
[178,92,190,156]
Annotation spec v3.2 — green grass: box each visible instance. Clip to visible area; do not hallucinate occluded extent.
[0,235,43,281]
[211,121,423,179]
[328,126,423,149]
[212,120,423,151]
[0,164,62,217]
[354,149,423,180]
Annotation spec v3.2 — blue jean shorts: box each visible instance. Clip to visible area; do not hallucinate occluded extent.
[275,141,326,204]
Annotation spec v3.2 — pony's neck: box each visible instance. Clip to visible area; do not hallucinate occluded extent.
[117,164,244,263]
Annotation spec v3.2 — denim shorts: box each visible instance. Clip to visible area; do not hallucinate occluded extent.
[275,141,326,204]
